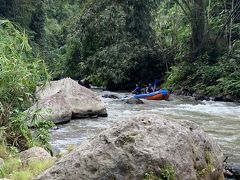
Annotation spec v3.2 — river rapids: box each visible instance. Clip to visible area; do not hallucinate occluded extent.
[50,91,240,164]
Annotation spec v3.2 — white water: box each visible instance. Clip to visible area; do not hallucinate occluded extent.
[50,93,240,163]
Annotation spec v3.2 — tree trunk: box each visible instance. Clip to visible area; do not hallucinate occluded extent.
[190,0,206,61]
[229,0,235,52]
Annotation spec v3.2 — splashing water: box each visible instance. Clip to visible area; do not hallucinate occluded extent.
[50,93,240,163]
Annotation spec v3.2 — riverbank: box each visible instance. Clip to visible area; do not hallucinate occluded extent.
[174,88,240,103]
[0,146,54,179]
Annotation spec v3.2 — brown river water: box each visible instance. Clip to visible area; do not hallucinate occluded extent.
[50,91,240,164]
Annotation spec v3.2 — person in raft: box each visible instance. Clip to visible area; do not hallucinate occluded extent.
[132,84,142,94]
[146,84,154,94]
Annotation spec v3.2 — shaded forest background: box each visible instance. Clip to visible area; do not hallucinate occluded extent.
[0,0,240,97]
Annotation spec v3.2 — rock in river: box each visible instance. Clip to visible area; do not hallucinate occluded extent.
[36,114,224,180]
[27,78,107,124]
[102,91,120,99]
[125,97,144,104]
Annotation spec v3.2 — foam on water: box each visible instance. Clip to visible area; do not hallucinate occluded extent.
[175,101,240,118]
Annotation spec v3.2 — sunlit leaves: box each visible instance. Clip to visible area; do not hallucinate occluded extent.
[0,20,49,119]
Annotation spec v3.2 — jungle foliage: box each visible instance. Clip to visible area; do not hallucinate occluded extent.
[55,0,240,97]
[0,20,52,178]
[0,20,51,151]
[161,0,240,98]
[64,0,164,88]
[0,0,240,95]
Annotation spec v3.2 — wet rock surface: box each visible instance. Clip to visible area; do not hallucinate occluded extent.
[224,163,240,180]
[36,114,223,180]
[193,93,210,101]
[102,91,120,99]
[27,78,107,124]
[125,97,144,104]
[174,88,239,103]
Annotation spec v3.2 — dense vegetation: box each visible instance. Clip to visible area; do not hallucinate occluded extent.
[0,20,53,179]
[160,0,240,99]
[1,0,239,96]
[64,0,163,89]
[49,0,240,98]
[0,19,51,148]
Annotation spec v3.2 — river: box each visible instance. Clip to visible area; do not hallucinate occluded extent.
[50,91,240,164]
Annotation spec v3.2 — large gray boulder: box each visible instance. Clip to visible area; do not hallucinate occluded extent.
[27,78,107,124]
[19,147,53,165]
[36,114,224,180]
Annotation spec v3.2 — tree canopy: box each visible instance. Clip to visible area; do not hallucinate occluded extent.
[0,0,239,95]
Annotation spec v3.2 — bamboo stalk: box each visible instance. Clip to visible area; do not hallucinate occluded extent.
[228,0,235,52]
